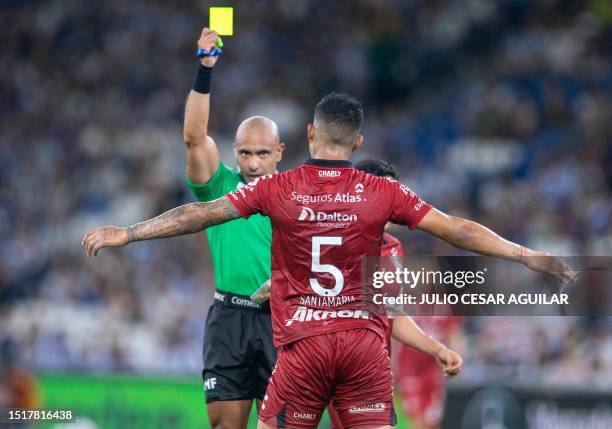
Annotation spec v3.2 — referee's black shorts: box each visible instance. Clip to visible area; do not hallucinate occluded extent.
[202,290,277,404]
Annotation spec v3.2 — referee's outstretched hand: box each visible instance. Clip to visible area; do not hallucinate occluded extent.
[198,28,220,68]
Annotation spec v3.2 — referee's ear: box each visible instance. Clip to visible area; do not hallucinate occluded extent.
[276,143,286,162]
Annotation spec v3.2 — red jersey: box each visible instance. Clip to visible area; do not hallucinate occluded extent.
[381,232,405,257]
[380,232,405,340]
[227,158,432,346]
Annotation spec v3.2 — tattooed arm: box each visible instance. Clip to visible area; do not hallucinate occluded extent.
[82,197,241,257]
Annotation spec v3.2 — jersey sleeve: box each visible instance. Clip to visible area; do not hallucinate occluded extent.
[386,179,432,230]
[226,174,273,218]
[186,163,238,202]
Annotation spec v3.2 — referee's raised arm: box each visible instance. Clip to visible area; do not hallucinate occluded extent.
[183,27,221,185]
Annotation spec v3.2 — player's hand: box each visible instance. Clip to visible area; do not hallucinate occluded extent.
[434,346,463,378]
[250,279,271,304]
[198,28,220,68]
[521,250,577,284]
[82,226,128,257]
[258,279,272,301]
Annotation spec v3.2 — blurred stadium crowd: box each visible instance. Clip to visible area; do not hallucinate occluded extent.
[1,0,610,393]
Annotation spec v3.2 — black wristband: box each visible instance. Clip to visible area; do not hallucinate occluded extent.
[193,64,213,94]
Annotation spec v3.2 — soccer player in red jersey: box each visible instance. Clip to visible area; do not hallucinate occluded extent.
[396,316,463,429]
[83,93,576,429]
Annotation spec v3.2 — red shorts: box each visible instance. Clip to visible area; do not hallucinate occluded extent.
[396,361,445,426]
[260,329,396,428]
[327,404,343,429]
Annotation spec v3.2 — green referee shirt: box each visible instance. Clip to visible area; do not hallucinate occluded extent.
[186,163,272,296]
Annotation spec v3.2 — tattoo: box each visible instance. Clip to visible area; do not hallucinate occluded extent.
[126,197,241,243]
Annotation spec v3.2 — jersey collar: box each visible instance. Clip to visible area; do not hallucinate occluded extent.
[304,158,354,168]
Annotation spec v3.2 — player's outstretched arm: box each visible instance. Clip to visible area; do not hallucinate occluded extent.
[417,208,576,283]
[391,316,463,378]
[82,197,241,257]
[183,28,221,184]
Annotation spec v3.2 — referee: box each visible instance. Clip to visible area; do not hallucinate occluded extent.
[183,28,284,429]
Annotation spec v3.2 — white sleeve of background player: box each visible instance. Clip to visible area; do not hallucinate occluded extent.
[226,174,274,218]
[386,179,432,230]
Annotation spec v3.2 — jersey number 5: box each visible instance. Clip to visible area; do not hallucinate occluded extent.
[309,236,344,297]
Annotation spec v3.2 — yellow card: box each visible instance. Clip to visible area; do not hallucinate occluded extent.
[210,7,233,36]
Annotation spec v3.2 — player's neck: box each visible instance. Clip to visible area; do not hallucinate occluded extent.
[309,144,352,161]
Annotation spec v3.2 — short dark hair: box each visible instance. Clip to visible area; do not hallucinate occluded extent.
[314,92,363,145]
[355,158,398,180]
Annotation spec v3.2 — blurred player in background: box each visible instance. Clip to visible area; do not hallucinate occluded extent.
[396,316,463,429]
[355,160,465,429]
[183,28,284,429]
[0,339,40,410]
[354,159,405,259]
[83,93,575,428]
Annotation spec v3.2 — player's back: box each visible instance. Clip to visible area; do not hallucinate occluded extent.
[228,158,431,346]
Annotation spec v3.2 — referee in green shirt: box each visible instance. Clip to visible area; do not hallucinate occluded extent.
[184,29,284,429]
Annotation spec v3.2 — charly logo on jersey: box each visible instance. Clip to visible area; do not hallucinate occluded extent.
[293,412,318,421]
[355,183,364,193]
[318,170,341,178]
[285,306,369,326]
[291,191,363,205]
[298,207,357,223]
[348,403,385,414]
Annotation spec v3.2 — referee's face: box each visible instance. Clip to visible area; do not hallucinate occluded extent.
[234,124,284,183]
